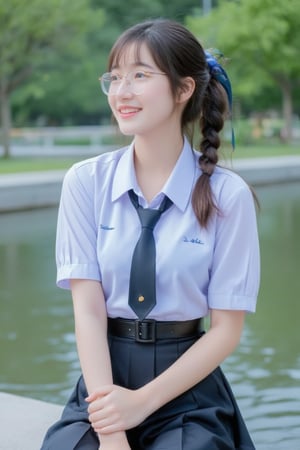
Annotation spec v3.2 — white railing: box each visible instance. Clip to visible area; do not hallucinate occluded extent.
[9,125,118,147]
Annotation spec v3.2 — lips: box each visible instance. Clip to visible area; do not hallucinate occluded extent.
[118,106,141,118]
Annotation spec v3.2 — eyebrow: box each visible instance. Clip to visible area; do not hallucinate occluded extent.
[111,61,155,71]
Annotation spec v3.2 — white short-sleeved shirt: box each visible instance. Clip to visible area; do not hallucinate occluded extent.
[56,137,260,320]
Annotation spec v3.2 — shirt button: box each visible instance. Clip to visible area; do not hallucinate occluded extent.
[138,295,145,302]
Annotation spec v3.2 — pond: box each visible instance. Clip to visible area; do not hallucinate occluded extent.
[0,182,299,449]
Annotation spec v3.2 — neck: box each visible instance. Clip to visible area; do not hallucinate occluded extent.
[134,131,184,171]
[133,130,184,202]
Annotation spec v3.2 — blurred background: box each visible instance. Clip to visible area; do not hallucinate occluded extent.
[0,1,300,449]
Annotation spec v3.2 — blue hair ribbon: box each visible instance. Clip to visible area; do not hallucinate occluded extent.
[205,51,235,150]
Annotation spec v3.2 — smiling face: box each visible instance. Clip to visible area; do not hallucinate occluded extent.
[107,43,184,138]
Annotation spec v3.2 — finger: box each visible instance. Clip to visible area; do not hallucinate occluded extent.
[93,421,124,434]
[86,385,113,402]
[90,413,122,433]
[87,398,107,414]
[86,392,103,402]
[89,403,117,424]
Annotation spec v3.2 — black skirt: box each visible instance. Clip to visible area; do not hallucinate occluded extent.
[40,333,255,449]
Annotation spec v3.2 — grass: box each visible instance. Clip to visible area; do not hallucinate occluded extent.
[0,143,299,174]
[228,143,300,159]
[0,157,82,174]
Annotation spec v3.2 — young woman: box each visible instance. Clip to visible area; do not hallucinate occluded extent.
[41,19,260,450]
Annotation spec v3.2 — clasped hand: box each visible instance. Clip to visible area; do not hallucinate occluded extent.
[86,385,149,434]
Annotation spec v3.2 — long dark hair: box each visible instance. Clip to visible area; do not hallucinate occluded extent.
[108,19,228,228]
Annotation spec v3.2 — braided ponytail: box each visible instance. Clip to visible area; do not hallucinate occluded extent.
[192,80,228,227]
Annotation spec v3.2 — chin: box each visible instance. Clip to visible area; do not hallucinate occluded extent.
[119,128,136,136]
[118,124,140,136]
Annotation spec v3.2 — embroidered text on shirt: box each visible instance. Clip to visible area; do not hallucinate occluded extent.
[183,236,204,245]
[100,224,115,230]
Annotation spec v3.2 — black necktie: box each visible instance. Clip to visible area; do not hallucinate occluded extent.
[128,190,172,320]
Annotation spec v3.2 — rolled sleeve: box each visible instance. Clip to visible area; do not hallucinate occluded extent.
[56,165,101,289]
[208,181,260,313]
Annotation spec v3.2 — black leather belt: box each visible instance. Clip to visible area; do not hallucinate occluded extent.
[107,317,204,343]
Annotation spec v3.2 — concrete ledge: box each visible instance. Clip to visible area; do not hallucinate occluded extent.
[0,171,65,213]
[0,392,63,450]
[230,155,300,186]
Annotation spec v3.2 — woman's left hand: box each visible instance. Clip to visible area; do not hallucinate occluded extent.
[86,385,149,434]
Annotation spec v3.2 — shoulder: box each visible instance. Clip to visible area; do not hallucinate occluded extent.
[191,148,253,203]
[63,146,129,189]
[211,165,255,212]
[213,164,249,189]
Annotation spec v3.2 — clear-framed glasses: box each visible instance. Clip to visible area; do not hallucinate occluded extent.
[99,70,166,96]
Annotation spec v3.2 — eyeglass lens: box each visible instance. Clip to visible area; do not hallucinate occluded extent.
[101,72,146,96]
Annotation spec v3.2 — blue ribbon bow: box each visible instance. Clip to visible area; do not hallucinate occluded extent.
[205,51,235,150]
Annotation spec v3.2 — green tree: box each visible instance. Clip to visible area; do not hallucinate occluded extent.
[9,0,207,129]
[93,0,203,29]
[11,6,108,128]
[187,0,300,141]
[0,0,104,158]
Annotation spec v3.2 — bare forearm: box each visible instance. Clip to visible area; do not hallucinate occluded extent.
[142,310,245,414]
[71,280,113,393]
[75,317,112,392]
[71,280,129,446]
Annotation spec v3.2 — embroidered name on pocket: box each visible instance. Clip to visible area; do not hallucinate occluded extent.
[183,236,204,245]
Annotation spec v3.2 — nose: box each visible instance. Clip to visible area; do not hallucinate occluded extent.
[115,77,134,97]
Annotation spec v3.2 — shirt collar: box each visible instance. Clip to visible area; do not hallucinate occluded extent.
[111,141,138,200]
[111,136,197,212]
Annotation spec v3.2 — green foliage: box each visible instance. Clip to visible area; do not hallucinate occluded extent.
[187,0,300,113]
[12,50,110,126]
[92,0,202,30]
[0,0,106,127]
[96,0,163,30]
[3,0,299,127]
[0,0,96,89]
[8,0,204,126]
